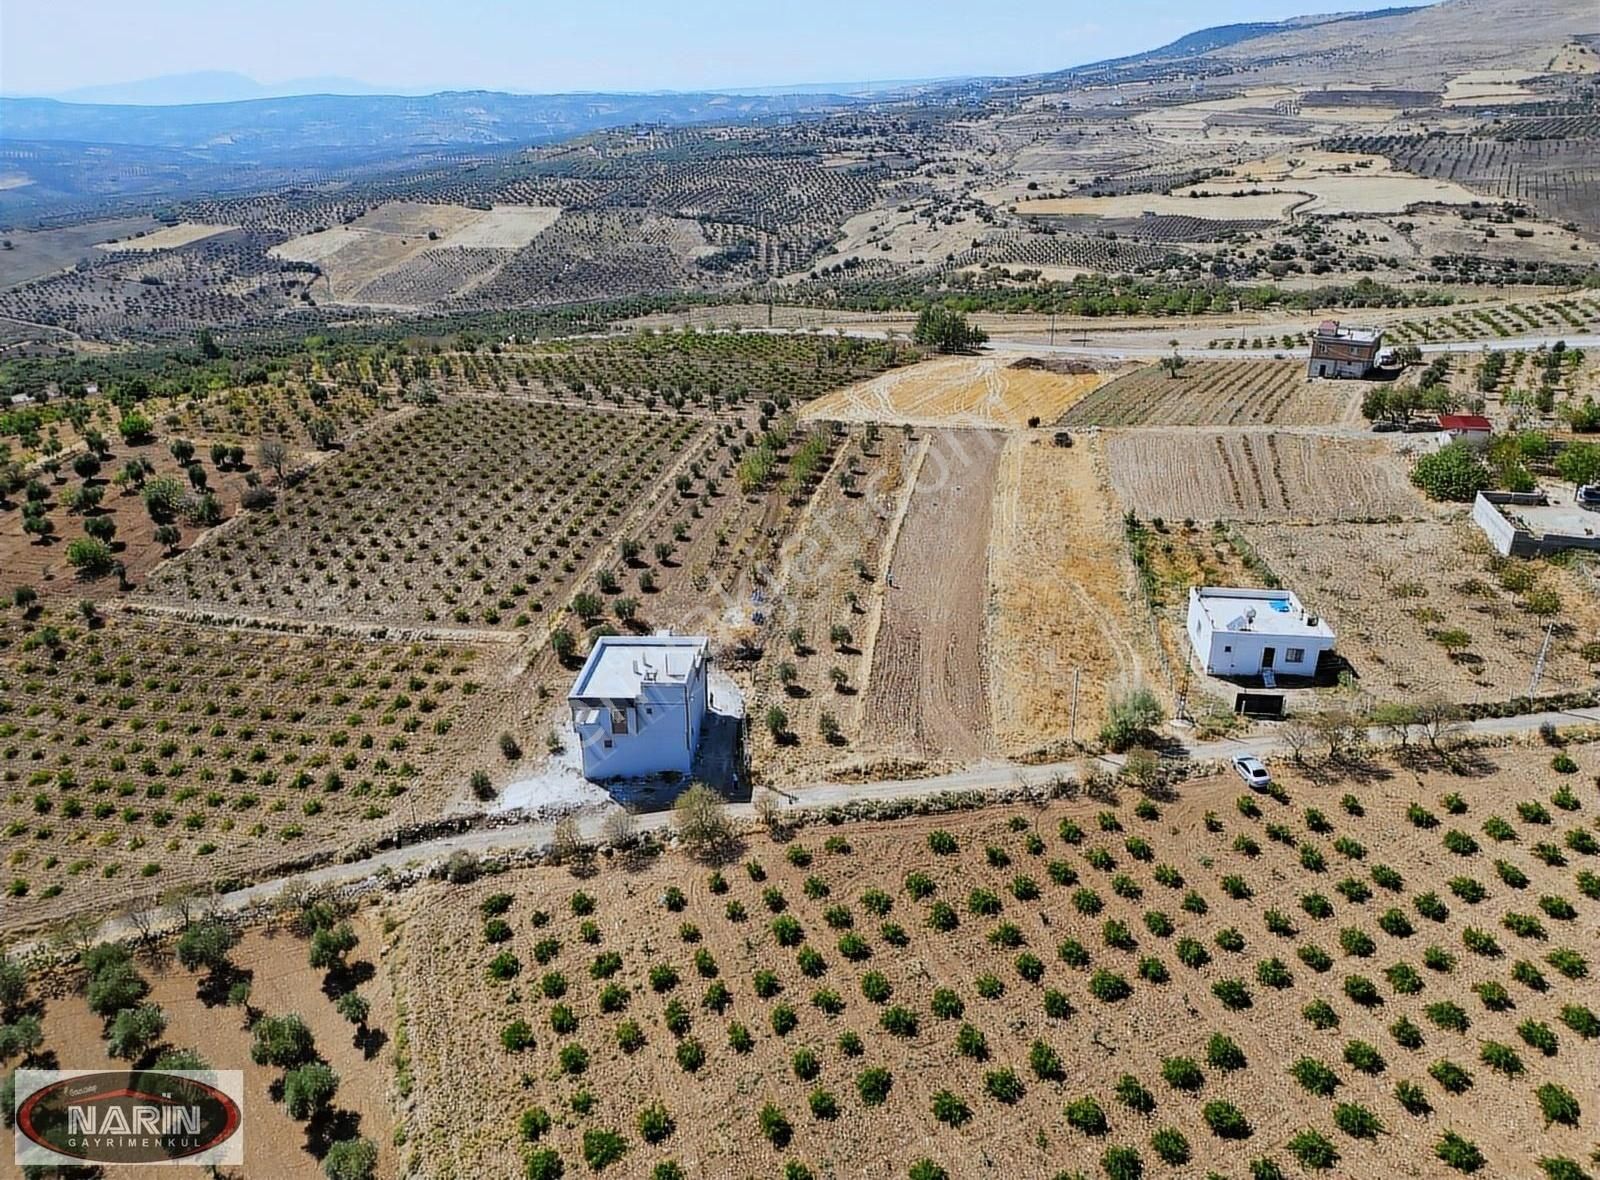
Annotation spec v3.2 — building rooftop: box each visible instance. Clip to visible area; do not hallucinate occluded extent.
[1439,414,1492,432]
[568,635,707,700]
[1313,320,1381,345]
[1190,587,1335,638]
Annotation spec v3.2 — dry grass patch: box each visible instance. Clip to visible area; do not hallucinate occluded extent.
[1243,520,1600,701]
[987,433,1152,755]
[802,355,1109,430]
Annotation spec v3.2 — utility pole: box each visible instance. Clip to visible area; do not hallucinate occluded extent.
[1528,620,1555,697]
[1069,668,1081,743]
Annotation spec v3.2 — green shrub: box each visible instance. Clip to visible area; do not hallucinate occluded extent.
[1434,1131,1484,1174]
[1065,1095,1109,1135]
[1333,1102,1384,1139]
[1537,1082,1581,1127]
[1286,1128,1339,1171]
[1429,1059,1473,1094]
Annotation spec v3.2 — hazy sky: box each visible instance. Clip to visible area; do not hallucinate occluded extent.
[3,0,1414,95]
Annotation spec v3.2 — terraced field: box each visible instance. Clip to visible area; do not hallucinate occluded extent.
[1103,431,1428,523]
[1061,360,1362,428]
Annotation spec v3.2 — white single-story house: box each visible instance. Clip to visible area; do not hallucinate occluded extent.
[568,634,709,781]
[1187,587,1336,680]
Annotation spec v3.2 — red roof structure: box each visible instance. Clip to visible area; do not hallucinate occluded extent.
[1438,414,1492,433]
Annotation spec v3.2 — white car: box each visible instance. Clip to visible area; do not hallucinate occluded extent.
[1232,754,1272,789]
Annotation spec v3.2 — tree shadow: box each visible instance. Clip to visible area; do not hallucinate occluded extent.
[305,1107,362,1160]
[359,1026,389,1061]
[321,960,375,1001]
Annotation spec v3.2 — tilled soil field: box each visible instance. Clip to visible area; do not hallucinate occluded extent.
[1242,520,1600,701]
[1104,430,1429,524]
[1060,360,1363,428]
[988,433,1153,755]
[390,743,1600,1179]
[861,429,1002,767]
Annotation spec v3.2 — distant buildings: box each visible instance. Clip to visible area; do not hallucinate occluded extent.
[1187,587,1336,680]
[1307,321,1383,379]
[567,635,709,781]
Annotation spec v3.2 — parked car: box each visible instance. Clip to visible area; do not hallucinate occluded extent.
[1232,754,1272,789]
[1577,485,1600,510]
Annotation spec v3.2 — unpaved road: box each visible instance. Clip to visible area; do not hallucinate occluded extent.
[33,703,1600,954]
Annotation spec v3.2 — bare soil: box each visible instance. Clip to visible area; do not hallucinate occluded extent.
[860,429,1002,766]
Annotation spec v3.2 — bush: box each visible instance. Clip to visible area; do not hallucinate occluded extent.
[1100,1146,1144,1180]
[1536,1082,1580,1127]
[581,1128,627,1171]
[857,1066,893,1105]
[907,1161,948,1180]
[1343,1040,1385,1075]
[1090,970,1132,1002]
[1100,688,1166,752]
[1333,1102,1384,1140]
[322,1137,378,1180]
[1206,1033,1246,1072]
[636,1102,674,1145]
[984,1067,1024,1104]
[1203,1099,1251,1139]
[932,1089,971,1128]
[1429,1059,1473,1094]
[1394,1078,1431,1115]
[1434,1131,1485,1174]
[1161,1056,1203,1091]
[1212,978,1252,1010]
[757,1103,791,1149]
[1286,1128,1339,1171]
[808,1087,838,1120]
[1149,1128,1190,1166]
[1065,1095,1109,1135]
[1114,1074,1155,1115]
[1290,1057,1340,1097]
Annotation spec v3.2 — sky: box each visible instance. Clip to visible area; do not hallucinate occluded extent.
[1,0,1418,97]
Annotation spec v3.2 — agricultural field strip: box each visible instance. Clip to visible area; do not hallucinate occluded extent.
[393,745,1600,1177]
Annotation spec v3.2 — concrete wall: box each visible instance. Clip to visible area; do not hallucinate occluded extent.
[1473,491,1600,559]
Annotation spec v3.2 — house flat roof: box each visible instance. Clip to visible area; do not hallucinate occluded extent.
[1312,321,1381,345]
[1190,587,1335,639]
[569,635,707,700]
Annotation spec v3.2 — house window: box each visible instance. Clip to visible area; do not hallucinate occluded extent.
[1223,645,1232,653]
[602,739,613,749]
[609,706,629,735]
[1285,647,1305,664]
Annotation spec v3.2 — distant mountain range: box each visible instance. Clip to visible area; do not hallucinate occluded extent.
[0,89,866,159]
[43,71,401,106]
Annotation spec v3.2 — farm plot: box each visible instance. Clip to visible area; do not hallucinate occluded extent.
[860,429,1001,768]
[1061,360,1362,428]
[390,743,1600,1179]
[750,428,910,784]
[140,398,704,629]
[987,433,1152,757]
[0,606,507,932]
[1103,431,1428,523]
[14,917,395,1178]
[94,222,236,252]
[269,202,559,304]
[0,432,261,601]
[801,355,1109,430]
[1242,520,1600,702]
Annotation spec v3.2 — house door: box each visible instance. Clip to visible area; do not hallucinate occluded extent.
[1261,647,1276,669]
